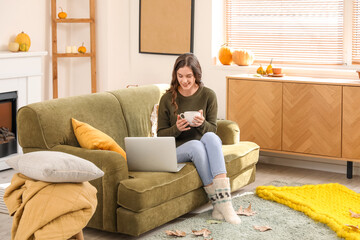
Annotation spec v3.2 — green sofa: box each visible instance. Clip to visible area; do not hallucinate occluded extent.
[16,84,260,236]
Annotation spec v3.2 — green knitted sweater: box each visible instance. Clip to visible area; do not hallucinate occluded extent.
[157,86,218,147]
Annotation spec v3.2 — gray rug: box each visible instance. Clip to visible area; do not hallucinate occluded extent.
[145,181,342,240]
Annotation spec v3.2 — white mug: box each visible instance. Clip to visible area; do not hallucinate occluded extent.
[180,111,201,126]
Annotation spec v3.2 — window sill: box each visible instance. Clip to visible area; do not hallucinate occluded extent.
[209,63,359,80]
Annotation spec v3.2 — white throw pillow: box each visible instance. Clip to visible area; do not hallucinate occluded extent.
[6,151,104,183]
[150,104,159,137]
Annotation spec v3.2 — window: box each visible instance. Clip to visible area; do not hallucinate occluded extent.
[353,0,360,64]
[225,0,345,65]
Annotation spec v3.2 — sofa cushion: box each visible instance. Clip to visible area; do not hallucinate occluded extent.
[117,141,259,213]
[17,92,128,149]
[109,84,168,138]
[223,141,260,177]
[117,163,203,212]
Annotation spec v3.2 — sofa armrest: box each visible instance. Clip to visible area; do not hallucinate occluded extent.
[216,120,240,145]
[51,144,128,232]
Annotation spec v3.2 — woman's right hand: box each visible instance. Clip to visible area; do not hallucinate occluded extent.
[176,115,191,132]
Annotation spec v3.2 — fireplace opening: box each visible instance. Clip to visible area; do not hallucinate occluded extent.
[0,91,17,158]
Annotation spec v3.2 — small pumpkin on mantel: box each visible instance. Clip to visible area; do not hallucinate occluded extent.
[15,31,31,52]
[232,49,255,66]
[8,42,20,52]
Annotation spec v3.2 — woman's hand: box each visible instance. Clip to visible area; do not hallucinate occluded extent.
[191,109,204,127]
[176,115,191,131]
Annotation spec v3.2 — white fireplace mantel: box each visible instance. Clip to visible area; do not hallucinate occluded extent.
[0,51,47,170]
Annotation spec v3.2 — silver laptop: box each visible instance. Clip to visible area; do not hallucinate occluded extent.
[124,137,186,172]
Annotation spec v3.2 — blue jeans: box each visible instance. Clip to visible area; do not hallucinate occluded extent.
[176,132,227,186]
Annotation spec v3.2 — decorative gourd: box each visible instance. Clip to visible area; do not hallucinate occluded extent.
[78,42,86,53]
[257,64,266,75]
[8,42,19,52]
[15,31,31,51]
[232,49,255,66]
[19,43,29,52]
[58,7,67,19]
[266,58,273,75]
[218,44,232,65]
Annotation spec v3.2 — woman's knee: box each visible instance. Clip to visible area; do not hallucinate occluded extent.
[183,140,205,156]
[201,132,222,145]
[185,140,207,161]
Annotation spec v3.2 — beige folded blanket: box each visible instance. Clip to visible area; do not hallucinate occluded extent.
[4,173,97,240]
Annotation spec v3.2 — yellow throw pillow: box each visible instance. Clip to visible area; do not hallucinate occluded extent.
[71,118,127,160]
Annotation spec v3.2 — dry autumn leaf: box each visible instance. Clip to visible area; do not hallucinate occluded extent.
[254,225,272,232]
[236,204,256,216]
[345,224,360,230]
[349,209,360,218]
[192,228,211,237]
[165,230,186,237]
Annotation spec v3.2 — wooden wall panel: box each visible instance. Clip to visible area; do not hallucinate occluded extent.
[282,83,342,157]
[343,86,360,159]
[227,79,282,150]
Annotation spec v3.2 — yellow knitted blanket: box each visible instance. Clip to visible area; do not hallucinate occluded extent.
[256,183,360,240]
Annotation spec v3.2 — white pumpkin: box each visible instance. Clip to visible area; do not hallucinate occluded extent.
[8,42,19,52]
[232,49,255,66]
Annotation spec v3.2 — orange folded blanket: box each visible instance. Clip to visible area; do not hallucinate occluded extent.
[4,173,97,240]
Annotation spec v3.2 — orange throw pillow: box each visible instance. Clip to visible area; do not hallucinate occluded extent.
[71,118,126,160]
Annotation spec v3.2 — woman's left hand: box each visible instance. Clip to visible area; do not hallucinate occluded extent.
[191,109,205,127]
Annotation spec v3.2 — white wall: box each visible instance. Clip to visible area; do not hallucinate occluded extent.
[126,0,250,119]
[0,0,51,99]
[0,0,131,100]
[0,0,49,53]
[1,0,358,117]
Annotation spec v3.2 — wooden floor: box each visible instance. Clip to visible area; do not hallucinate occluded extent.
[0,162,359,240]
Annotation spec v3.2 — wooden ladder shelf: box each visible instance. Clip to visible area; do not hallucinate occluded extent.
[51,0,96,99]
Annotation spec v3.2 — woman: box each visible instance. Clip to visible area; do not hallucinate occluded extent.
[157,53,240,224]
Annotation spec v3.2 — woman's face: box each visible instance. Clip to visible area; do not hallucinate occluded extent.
[177,66,196,91]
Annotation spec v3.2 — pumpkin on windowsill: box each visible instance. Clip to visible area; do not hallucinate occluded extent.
[218,43,233,65]
[232,49,255,66]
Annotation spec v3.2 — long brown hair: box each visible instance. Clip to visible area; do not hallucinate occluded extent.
[168,53,203,115]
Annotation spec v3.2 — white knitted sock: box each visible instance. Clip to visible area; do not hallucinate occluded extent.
[213,178,241,224]
[203,184,224,220]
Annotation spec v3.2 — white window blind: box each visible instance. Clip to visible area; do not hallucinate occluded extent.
[353,0,360,64]
[225,0,344,65]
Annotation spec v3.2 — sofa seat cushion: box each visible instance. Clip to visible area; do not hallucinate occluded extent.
[117,163,203,212]
[223,141,260,177]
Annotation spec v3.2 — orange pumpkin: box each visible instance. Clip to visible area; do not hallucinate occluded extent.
[218,44,232,65]
[58,7,67,19]
[15,31,31,51]
[78,42,86,53]
[232,49,255,66]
